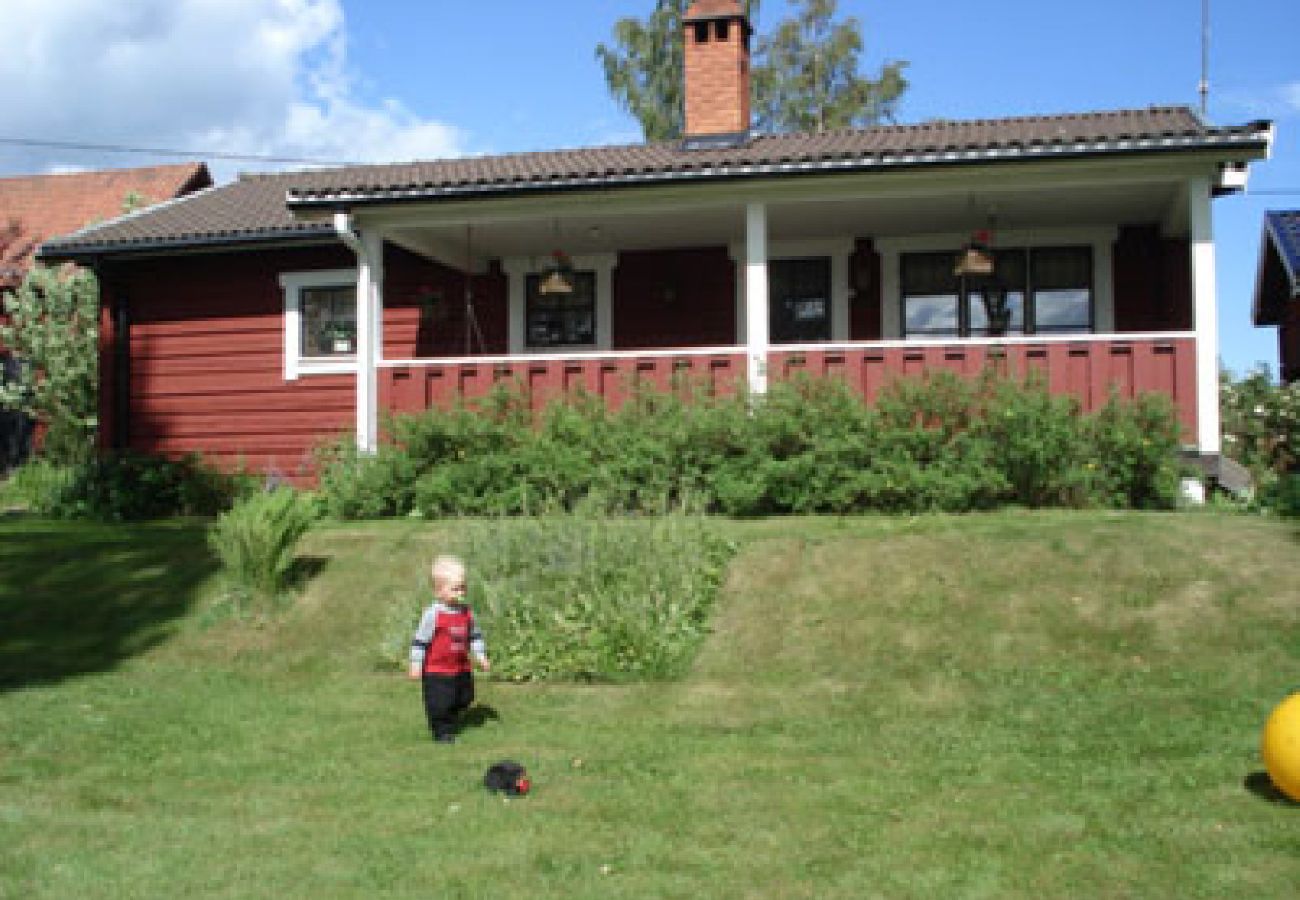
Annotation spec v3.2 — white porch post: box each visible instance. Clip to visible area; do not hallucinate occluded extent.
[744,202,769,394]
[1189,176,1220,454]
[351,229,383,455]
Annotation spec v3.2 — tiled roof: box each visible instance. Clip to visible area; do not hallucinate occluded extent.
[1,163,210,284]
[42,107,1271,258]
[1264,211,1300,293]
[1254,210,1300,326]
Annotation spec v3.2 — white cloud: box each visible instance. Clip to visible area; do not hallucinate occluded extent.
[0,0,467,179]
[1284,82,1300,114]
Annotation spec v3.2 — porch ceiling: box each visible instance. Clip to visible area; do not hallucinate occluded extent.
[385,177,1186,266]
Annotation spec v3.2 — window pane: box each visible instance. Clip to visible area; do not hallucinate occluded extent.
[1031,247,1091,290]
[1035,289,1091,332]
[770,257,830,343]
[904,294,959,337]
[526,271,596,347]
[301,285,356,357]
[902,252,958,295]
[968,289,1025,336]
[1030,247,1091,333]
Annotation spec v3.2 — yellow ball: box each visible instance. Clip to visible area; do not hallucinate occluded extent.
[1262,692,1300,802]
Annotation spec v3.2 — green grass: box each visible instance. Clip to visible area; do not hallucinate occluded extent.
[2,511,1299,898]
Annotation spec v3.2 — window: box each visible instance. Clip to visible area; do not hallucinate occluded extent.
[300,285,357,357]
[525,271,596,348]
[901,246,1091,338]
[280,268,358,380]
[769,257,831,343]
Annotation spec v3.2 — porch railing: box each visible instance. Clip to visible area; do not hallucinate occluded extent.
[378,332,1198,438]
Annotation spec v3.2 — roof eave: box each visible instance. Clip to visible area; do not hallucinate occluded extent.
[283,131,1274,211]
[38,226,338,262]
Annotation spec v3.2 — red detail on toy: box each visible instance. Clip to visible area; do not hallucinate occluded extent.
[517,778,531,795]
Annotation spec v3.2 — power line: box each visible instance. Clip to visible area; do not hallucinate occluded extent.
[0,135,360,167]
[1248,189,1300,196]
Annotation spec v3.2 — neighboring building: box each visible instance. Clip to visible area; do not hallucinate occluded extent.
[40,1,1273,482]
[1252,211,1300,383]
[0,163,213,470]
[0,163,212,289]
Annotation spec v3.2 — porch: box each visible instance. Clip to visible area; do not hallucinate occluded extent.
[377,333,1199,439]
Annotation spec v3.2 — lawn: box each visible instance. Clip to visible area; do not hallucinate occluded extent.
[2,511,1298,898]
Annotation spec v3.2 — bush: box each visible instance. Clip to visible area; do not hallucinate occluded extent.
[1221,367,1300,513]
[208,488,318,602]
[11,452,247,520]
[317,371,1187,518]
[380,511,736,681]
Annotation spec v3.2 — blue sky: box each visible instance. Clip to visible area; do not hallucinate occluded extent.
[2,0,1296,373]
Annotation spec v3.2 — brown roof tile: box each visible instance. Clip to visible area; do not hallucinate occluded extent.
[42,107,1271,258]
[1,163,210,284]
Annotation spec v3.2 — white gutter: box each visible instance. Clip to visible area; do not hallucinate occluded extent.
[333,212,382,454]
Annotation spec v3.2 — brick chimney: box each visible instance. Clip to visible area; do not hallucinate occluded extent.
[683,0,752,141]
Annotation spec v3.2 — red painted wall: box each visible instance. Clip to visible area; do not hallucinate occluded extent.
[1281,303,1300,383]
[613,247,735,348]
[383,245,508,358]
[101,244,355,479]
[849,238,882,340]
[1112,226,1193,332]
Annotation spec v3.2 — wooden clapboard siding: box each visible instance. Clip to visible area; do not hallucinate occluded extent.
[102,244,356,479]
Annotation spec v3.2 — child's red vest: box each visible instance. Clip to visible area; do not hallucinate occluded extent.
[422,606,475,675]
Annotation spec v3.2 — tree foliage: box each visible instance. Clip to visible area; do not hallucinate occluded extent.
[0,265,99,464]
[596,0,905,141]
[752,0,907,132]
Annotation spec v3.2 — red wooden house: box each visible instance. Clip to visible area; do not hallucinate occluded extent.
[40,1,1273,482]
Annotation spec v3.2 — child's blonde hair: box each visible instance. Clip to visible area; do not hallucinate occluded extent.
[431,554,466,587]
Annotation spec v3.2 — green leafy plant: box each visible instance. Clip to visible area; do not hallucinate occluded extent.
[207,487,317,604]
[0,265,99,464]
[1221,367,1300,513]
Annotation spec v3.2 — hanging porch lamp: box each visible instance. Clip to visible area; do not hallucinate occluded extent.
[538,249,575,295]
[538,219,574,295]
[953,229,995,278]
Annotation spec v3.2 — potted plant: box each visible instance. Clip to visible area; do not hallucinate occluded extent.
[325,321,355,353]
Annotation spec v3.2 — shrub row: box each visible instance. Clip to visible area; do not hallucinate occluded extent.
[318,371,1184,518]
[9,452,249,521]
[378,512,736,681]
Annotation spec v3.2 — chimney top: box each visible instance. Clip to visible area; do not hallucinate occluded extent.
[682,0,752,145]
[684,0,748,23]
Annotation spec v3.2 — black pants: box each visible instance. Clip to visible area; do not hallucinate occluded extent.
[421,672,474,740]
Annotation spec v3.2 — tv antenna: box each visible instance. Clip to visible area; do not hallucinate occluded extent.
[1199,0,1210,119]
[463,224,486,356]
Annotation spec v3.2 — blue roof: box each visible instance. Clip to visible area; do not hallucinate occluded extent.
[1265,211,1300,293]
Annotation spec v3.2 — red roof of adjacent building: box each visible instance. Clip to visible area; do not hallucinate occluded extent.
[0,163,211,286]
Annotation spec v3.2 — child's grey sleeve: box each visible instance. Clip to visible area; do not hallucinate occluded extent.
[469,615,487,661]
[410,607,437,668]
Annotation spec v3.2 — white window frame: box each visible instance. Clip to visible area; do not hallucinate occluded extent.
[729,238,854,343]
[280,268,359,380]
[503,254,616,353]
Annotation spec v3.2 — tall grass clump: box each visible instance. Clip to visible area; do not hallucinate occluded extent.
[380,510,736,681]
[208,487,317,606]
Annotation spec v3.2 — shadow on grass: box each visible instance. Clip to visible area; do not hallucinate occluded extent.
[285,555,330,592]
[1243,771,1300,807]
[462,704,501,730]
[0,518,220,692]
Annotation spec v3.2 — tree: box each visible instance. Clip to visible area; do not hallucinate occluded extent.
[0,265,99,464]
[752,0,907,133]
[596,0,904,141]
